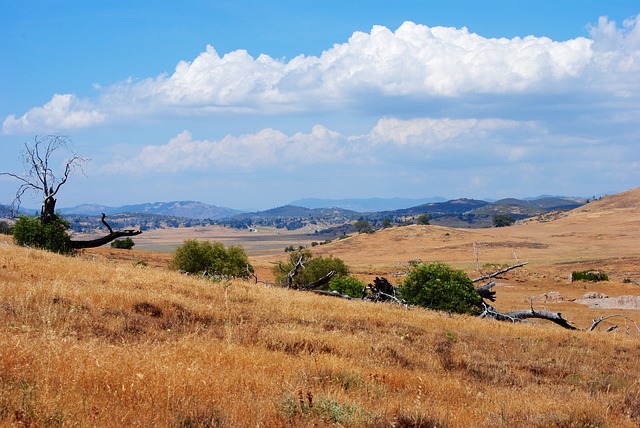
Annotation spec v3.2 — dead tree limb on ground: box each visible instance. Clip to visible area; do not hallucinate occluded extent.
[69,213,142,249]
[312,289,355,299]
[480,303,576,330]
[588,314,640,333]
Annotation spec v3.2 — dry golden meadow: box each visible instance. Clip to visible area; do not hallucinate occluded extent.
[2,188,640,427]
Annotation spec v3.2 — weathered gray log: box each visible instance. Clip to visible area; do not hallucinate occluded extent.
[480,304,576,330]
[312,289,354,299]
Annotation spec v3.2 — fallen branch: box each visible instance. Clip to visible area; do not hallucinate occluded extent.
[480,303,576,330]
[312,290,355,299]
[588,314,640,333]
[69,213,141,249]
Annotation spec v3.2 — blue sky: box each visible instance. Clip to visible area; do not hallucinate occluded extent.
[1,1,639,210]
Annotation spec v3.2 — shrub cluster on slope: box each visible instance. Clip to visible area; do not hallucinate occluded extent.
[170,239,253,278]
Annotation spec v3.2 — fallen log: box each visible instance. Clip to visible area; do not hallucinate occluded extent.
[480,304,576,330]
[69,213,141,249]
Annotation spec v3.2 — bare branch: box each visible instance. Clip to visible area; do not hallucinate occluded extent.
[300,271,335,290]
[472,262,528,283]
[101,213,114,234]
[588,314,640,333]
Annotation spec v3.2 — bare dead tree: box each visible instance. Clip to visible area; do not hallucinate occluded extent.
[2,135,141,249]
[2,135,87,223]
[275,254,307,289]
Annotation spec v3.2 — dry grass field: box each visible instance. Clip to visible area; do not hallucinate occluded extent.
[1,188,640,426]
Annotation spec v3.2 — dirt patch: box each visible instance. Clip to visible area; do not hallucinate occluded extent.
[576,296,640,310]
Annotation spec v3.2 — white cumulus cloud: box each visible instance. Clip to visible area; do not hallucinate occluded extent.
[3,15,639,134]
[106,125,347,174]
[2,94,105,134]
[105,117,547,174]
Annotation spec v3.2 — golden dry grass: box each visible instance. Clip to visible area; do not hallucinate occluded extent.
[1,238,640,426]
[1,188,640,426]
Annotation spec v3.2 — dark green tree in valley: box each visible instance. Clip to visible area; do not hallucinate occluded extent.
[416,213,430,225]
[354,219,374,233]
[492,214,516,227]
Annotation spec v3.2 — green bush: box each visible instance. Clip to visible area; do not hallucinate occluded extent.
[12,215,72,254]
[353,219,374,234]
[273,249,349,288]
[492,214,516,227]
[416,214,430,225]
[328,276,366,298]
[571,270,609,282]
[170,239,252,278]
[111,237,135,249]
[0,220,13,235]
[399,262,482,314]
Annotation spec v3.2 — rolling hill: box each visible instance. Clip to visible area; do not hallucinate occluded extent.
[1,187,639,426]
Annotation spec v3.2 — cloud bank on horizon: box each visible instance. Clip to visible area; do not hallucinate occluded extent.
[2,13,639,209]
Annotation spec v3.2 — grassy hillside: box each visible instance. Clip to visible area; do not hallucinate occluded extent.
[2,234,640,426]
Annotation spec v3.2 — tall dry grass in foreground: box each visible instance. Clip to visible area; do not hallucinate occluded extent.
[1,240,640,427]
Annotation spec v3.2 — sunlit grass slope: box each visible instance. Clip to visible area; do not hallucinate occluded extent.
[1,240,640,427]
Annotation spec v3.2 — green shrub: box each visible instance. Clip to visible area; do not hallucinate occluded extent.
[399,262,482,314]
[111,237,135,249]
[170,239,252,278]
[273,249,349,288]
[12,215,72,254]
[571,270,609,282]
[493,214,516,227]
[353,219,374,234]
[0,220,13,235]
[328,276,366,298]
[416,214,430,225]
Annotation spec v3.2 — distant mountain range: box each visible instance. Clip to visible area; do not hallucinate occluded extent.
[3,195,588,231]
[289,197,447,212]
[58,201,243,220]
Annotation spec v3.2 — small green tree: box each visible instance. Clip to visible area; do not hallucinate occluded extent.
[170,239,252,278]
[381,218,392,229]
[12,215,72,254]
[399,262,482,314]
[0,221,13,235]
[328,276,366,298]
[416,213,430,225]
[273,249,349,288]
[354,219,374,234]
[111,237,135,249]
[492,214,515,227]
